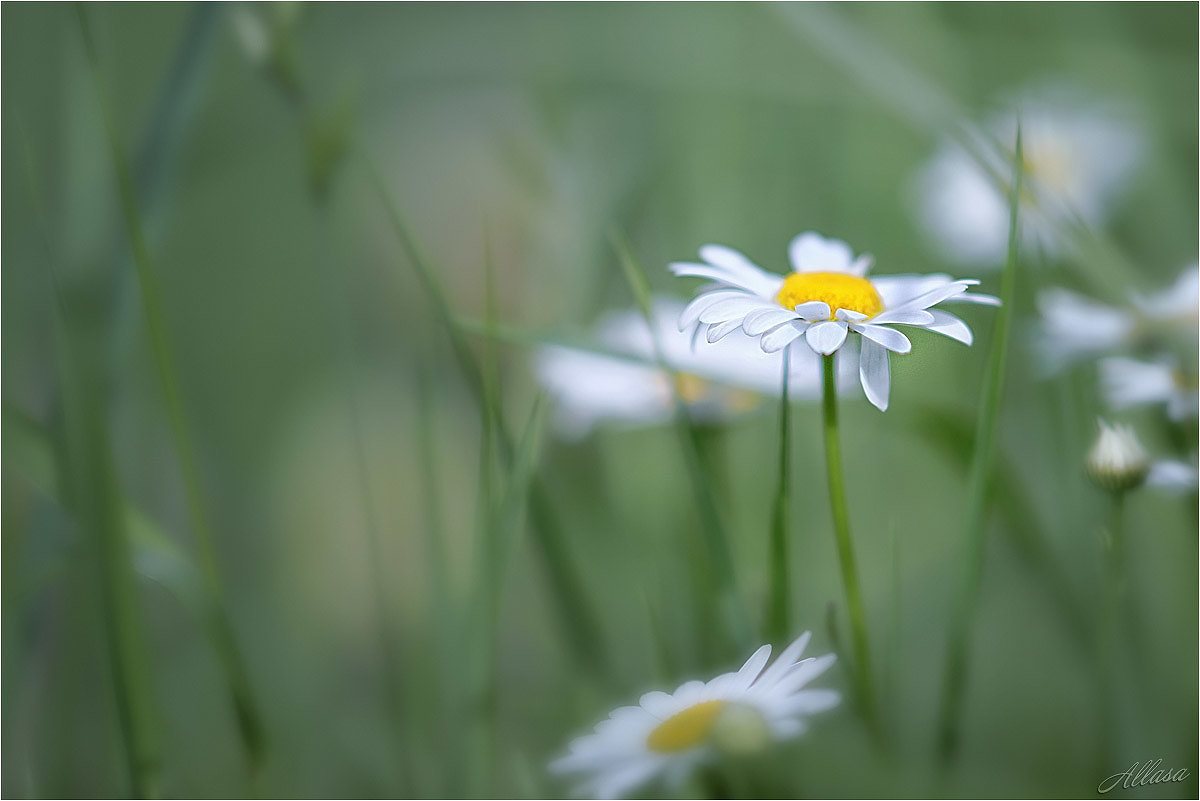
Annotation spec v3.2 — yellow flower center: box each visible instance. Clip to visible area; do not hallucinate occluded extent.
[776,272,883,319]
[646,700,727,753]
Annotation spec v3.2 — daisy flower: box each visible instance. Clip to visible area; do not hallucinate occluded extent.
[671,232,999,411]
[535,297,857,438]
[914,84,1143,266]
[550,632,839,799]
[1099,356,1198,422]
[1035,263,1199,374]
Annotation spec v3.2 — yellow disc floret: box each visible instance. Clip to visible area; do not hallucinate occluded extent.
[776,272,883,319]
[646,700,727,753]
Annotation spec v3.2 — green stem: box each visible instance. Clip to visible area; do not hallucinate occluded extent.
[76,5,266,777]
[821,354,877,729]
[936,126,1023,765]
[766,348,792,643]
[1096,491,1126,773]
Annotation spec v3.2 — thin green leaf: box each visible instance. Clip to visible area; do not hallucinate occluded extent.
[937,124,1024,763]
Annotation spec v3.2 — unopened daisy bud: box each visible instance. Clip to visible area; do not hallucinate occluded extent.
[1086,421,1150,493]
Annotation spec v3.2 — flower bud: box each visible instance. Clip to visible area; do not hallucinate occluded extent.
[1086,420,1150,493]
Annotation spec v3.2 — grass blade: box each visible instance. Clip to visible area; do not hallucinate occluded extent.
[358,149,611,678]
[610,229,751,654]
[75,5,266,776]
[936,124,1024,764]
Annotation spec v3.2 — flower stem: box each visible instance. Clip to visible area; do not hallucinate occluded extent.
[1096,491,1127,773]
[821,355,878,730]
[936,125,1023,765]
[766,348,792,643]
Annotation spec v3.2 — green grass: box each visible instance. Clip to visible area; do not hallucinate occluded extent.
[2,3,1196,798]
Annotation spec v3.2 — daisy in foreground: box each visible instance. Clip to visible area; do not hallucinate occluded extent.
[550,632,839,799]
[672,232,999,410]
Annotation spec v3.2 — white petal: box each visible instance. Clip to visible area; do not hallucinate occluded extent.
[761,321,807,353]
[678,290,747,330]
[788,231,856,274]
[734,644,774,689]
[753,632,812,690]
[851,323,912,354]
[639,691,678,719]
[923,309,974,345]
[705,319,743,343]
[887,279,977,313]
[671,261,780,297]
[1147,460,1198,492]
[805,321,848,355]
[868,308,935,326]
[835,308,869,323]
[870,274,954,308]
[792,300,832,321]
[698,244,781,296]
[770,653,838,696]
[948,292,1000,306]
[773,689,842,717]
[743,306,801,336]
[859,340,891,411]
[698,296,770,324]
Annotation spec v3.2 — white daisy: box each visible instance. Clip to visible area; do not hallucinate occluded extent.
[1035,263,1200,374]
[1099,356,1198,422]
[550,632,839,799]
[535,297,857,438]
[914,84,1143,266]
[671,232,999,412]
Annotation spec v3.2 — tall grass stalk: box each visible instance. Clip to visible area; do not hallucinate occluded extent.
[820,354,878,735]
[75,6,267,778]
[936,126,1024,764]
[358,150,610,679]
[765,349,792,644]
[611,231,752,653]
[23,105,162,797]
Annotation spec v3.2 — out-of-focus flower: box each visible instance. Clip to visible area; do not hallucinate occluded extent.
[535,297,855,438]
[914,85,1143,266]
[1035,264,1199,374]
[1086,420,1151,493]
[1099,356,1198,421]
[671,232,997,411]
[550,632,839,799]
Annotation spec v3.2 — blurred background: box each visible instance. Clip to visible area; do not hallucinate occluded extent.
[2,3,1196,798]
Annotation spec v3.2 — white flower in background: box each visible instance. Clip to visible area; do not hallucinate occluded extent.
[535,298,857,438]
[550,632,839,799]
[1085,419,1198,495]
[1099,356,1198,421]
[914,85,1143,266]
[1034,263,1199,373]
[671,232,998,411]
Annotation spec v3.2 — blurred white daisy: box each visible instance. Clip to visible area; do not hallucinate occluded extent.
[914,85,1143,266]
[535,297,856,438]
[671,232,998,411]
[550,632,839,799]
[1035,263,1199,374]
[1099,356,1198,421]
